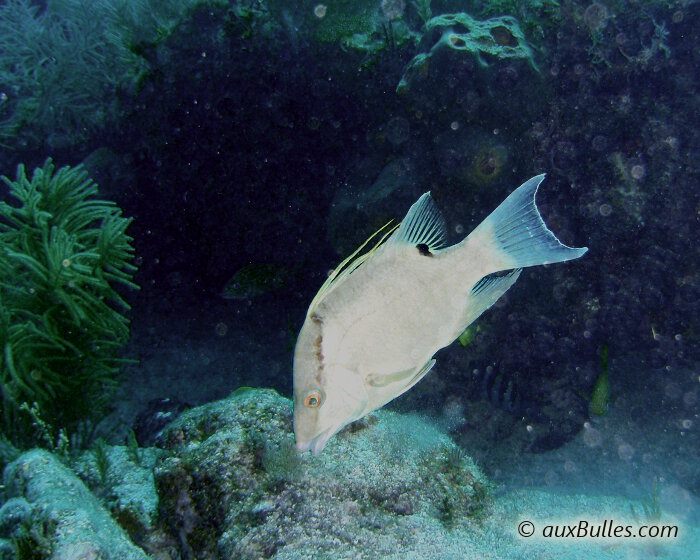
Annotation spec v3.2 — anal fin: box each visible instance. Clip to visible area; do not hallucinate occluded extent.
[459,269,522,332]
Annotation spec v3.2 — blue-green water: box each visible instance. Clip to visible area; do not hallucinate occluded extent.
[0,1,697,558]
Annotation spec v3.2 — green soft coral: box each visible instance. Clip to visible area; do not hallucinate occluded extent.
[0,159,138,445]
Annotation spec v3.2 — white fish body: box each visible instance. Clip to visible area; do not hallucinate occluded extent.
[293,175,587,455]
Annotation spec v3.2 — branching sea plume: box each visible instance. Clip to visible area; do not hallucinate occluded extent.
[0,0,227,151]
[0,159,138,448]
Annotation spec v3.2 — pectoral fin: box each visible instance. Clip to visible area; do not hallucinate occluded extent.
[403,359,436,392]
[368,359,436,389]
[364,359,437,415]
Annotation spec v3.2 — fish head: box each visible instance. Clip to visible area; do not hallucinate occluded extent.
[292,315,368,456]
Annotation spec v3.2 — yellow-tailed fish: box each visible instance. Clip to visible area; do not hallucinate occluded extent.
[293,175,588,455]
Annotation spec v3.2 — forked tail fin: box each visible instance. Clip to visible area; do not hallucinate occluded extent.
[467,174,588,271]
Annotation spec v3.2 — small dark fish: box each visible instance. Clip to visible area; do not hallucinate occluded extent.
[222,263,292,300]
[476,368,522,414]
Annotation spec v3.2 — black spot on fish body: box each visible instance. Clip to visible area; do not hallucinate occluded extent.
[416,243,433,257]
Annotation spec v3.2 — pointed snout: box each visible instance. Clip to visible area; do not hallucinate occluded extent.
[294,425,336,456]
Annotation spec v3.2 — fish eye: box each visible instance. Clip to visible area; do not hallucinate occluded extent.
[304,390,322,408]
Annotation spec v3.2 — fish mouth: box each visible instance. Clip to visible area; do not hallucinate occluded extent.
[295,426,336,456]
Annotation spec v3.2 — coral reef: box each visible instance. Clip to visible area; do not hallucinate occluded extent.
[396,12,543,127]
[266,0,418,56]
[154,388,490,558]
[0,0,695,517]
[0,388,493,558]
[72,443,163,549]
[1,449,150,559]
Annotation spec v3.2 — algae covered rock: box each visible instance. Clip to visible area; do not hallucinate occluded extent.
[155,387,491,559]
[272,0,379,44]
[0,389,494,559]
[266,0,418,54]
[71,443,163,550]
[1,449,150,560]
[397,13,543,127]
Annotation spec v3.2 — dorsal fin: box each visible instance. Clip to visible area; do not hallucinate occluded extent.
[307,220,399,315]
[389,191,447,251]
